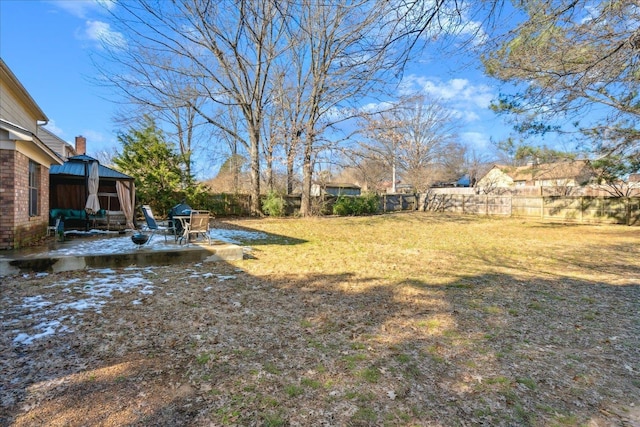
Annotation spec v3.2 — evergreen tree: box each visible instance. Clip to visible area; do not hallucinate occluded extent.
[113,117,185,216]
[483,0,639,158]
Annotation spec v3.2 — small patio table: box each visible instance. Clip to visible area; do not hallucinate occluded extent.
[172,215,191,244]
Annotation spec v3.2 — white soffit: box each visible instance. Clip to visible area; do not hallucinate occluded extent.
[0,120,33,142]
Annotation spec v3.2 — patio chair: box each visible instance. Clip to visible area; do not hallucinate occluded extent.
[182,210,211,245]
[140,205,173,243]
[47,217,61,237]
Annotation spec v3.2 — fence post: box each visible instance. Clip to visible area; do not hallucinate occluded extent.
[580,196,583,223]
[509,194,513,218]
[541,196,544,219]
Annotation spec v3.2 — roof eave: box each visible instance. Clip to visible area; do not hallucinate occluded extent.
[0,59,48,123]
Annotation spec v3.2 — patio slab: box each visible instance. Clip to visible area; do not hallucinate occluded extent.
[0,233,243,277]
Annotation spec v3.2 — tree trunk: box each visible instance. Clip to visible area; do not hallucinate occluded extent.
[265,146,274,193]
[249,129,261,216]
[286,148,295,195]
[300,141,313,216]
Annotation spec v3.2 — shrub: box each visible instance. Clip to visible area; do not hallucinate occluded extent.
[262,191,286,217]
[332,195,351,216]
[361,192,379,213]
[332,193,379,216]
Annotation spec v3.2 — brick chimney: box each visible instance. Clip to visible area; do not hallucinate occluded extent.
[75,135,86,155]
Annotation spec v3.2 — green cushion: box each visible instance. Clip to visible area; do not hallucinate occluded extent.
[50,209,87,220]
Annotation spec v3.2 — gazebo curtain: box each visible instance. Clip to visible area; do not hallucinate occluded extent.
[116,180,135,229]
[84,161,100,214]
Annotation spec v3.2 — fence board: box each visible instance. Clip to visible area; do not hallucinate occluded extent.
[421,193,639,226]
[512,196,542,218]
[204,192,639,225]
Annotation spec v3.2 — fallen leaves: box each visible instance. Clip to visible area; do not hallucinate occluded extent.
[1,215,639,426]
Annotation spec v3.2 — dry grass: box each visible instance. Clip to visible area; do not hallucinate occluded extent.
[1,212,639,426]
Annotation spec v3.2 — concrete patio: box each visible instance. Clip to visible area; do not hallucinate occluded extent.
[0,231,244,277]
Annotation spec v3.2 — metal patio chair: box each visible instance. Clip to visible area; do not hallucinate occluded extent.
[140,205,173,244]
[182,210,211,245]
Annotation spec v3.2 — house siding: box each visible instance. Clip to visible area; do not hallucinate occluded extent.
[0,77,39,134]
[39,127,75,159]
[1,60,60,249]
[477,167,514,188]
[478,161,596,192]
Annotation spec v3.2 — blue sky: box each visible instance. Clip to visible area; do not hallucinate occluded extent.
[1,0,518,172]
[0,0,123,154]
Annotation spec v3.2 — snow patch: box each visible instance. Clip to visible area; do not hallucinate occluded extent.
[12,269,156,346]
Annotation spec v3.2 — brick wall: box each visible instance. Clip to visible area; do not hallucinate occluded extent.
[0,149,16,249]
[0,150,50,249]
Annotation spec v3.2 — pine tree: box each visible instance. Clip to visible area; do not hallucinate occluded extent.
[113,117,185,215]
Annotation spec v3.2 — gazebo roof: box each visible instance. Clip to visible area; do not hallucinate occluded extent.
[50,155,133,180]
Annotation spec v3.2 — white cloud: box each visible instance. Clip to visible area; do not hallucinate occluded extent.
[414,77,494,108]
[451,109,481,123]
[81,129,107,145]
[82,20,126,49]
[44,120,64,137]
[50,0,115,19]
[359,101,396,114]
[454,18,488,46]
[402,75,494,109]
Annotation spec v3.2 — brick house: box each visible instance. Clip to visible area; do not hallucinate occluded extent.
[0,59,63,249]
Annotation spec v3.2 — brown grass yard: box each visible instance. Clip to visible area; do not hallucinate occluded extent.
[1,212,639,426]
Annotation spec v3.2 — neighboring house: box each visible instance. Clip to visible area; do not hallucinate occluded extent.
[454,175,471,187]
[476,166,515,189]
[311,182,361,197]
[0,59,63,249]
[431,175,471,188]
[477,161,596,191]
[394,183,415,194]
[39,126,77,160]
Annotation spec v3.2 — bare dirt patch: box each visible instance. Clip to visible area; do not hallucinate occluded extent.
[1,213,639,426]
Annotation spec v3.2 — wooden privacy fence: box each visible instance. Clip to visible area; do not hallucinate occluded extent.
[420,193,640,226]
[200,192,639,225]
[380,194,418,212]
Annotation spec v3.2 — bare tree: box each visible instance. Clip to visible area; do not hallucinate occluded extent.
[358,95,465,193]
[100,0,289,215]
[278,1,393,215]
[210,108,247,194]
[357,107,404,193]
[591,155,640,198]
[465,149,494,188]
[336,157,390,193]
[275,0,464,214]
[105,49,208,184]
[97,0,473,215]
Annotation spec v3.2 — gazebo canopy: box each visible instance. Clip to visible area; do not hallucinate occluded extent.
[49,155,135,229]
[50,154,133,180]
